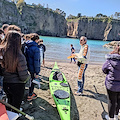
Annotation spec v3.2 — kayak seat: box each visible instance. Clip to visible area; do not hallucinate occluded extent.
[53,71,64,81]
[60,83,69,87]
[54,90,69,99]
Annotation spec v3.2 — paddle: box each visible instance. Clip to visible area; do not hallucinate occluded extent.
[0,99,34,120]
[67,54,76,59]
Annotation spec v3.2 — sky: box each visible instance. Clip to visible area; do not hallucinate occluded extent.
[24,0,120,17]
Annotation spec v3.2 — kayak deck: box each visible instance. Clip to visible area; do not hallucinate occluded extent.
[49,62,70,120]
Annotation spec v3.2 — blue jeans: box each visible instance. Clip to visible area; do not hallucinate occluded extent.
[77,64,88,93]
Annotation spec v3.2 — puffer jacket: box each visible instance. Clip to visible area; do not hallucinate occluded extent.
[26,40,40,75]
[3,53,30,83]
[102,54,120,92]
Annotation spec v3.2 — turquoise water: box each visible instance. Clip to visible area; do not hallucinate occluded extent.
[40,36,112,64]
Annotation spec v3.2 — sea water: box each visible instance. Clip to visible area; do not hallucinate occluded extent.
[40,36,112,64]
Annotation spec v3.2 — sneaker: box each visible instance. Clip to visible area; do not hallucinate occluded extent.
[32,93,37,99]
[105,114,114,120]
[27,93,37,101]
[114,115,118,120]
[118,110,120,116]
[74,91,83,96]
[105,114,109,120]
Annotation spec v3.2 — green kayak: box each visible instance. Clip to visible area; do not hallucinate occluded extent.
[49,62,70,120]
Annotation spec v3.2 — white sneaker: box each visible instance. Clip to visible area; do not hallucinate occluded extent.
[118,110,120,116]
[74,91,83,96]
[105,114,114,120]
[114,115,118,120]
[105,114,109,120]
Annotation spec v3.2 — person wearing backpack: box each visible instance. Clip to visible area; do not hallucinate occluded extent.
[26,33,40,101]
[21,34,31,57]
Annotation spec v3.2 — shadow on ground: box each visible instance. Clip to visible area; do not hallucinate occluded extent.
[70,86,80,120]
[18,95,60,120]
[83,85,108,120]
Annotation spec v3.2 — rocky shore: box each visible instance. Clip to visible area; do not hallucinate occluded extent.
[103,41,120,49]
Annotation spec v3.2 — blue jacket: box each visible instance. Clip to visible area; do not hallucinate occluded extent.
[26,40,40,75]
[102,54,120,92]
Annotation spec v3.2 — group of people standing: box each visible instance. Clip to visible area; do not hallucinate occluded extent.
[0,23,120,120]
[0,24,46,111]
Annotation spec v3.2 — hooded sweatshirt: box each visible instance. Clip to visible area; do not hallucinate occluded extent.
[102,54,120,92]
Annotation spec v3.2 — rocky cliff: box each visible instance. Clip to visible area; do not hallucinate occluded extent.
[0,0,67,37]
[67,18,120,41]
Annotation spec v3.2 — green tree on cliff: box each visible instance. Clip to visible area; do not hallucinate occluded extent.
[96,13,107,17]
[67,14,77,19]
[55,8,66,17]
[77,13,81,18]
[114,12,120,19]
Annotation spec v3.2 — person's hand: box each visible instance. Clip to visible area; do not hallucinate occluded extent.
[71,54,76,58]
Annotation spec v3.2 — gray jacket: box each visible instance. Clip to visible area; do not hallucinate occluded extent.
[3,53,30,83]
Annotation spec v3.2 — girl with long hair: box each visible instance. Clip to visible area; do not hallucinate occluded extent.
[0,30,30,110]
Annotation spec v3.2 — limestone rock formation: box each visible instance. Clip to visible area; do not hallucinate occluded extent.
[0,0,67,37]
[103,41,120,49]
[67,18,120,41]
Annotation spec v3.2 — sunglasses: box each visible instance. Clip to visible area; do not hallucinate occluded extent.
[80,39,84,41]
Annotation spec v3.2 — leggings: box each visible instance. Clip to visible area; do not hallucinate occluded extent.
[29,73,35,96]
[106,89,120,118]
[71,58,76,62]
[3,82,25,111]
